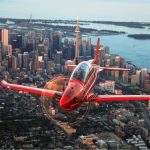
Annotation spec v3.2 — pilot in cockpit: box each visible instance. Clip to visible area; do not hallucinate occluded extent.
[74,68,84,81]
[71,62,90,83]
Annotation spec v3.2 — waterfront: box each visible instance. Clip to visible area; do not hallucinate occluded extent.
[87,34,150,70]
[64,22,150,71]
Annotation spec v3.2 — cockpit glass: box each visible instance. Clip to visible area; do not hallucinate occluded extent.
[70,62,91,83]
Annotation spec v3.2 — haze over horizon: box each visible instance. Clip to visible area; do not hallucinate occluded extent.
[0,0,150,22]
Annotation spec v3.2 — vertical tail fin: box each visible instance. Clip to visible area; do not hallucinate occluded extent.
[92,37,100,65]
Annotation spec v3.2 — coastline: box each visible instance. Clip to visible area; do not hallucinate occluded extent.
[128,34,150,40]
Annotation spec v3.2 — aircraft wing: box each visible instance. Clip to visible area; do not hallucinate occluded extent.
[0,80,62,98]
[99,67,130,71]
[87,95,150,102]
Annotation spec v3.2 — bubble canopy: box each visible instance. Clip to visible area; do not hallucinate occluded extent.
[70,62,92,83]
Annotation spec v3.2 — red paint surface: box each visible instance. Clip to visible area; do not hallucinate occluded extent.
[87,95,150,102]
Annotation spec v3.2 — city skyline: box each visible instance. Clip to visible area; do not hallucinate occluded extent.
[0,0,150,22]
[0,2,150,148]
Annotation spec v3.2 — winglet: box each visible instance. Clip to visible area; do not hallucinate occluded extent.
[92,37,100,65]
[65,65,77,71]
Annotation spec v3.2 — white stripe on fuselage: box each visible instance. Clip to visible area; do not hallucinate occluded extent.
[83,64,100,99]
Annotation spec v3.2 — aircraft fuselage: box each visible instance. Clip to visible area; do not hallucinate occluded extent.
[59,61,100,110]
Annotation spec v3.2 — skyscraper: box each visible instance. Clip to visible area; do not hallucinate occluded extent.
[0,42,2,66]
[86,38,92,57]
[0,29,1,42]
[17,35,22,49]
[98,46,105,67]
[12,55,17,70]
[141,68,148,87]
[18,53,23,68]
[69,39,75,60]
[136,70,141,85]
[52,32,62,52]
[82,40,86,58]
[0,29,8,45]
[23,52,29,69]
[122,70,129,83]
[55,51,62,64]
[6,45,12,56]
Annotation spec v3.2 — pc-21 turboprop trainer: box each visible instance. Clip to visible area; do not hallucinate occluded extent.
[1,38,150,111]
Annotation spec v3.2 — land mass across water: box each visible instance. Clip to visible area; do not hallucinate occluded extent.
[128,34,150,40]
[84,21,150,29]
[1,17,150,28]
[1,17,150,33]
[2,18,150,40]
[0,18,126,36]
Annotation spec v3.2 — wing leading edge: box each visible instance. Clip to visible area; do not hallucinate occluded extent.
[0,80,62,98]
[87,95,150,102]
[99,67,130,71]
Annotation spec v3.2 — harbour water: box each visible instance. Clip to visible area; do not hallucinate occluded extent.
[66,22,150,70]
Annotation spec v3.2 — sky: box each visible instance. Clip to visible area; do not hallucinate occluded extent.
[0,0,150,22]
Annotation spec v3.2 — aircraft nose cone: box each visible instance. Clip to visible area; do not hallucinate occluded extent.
[59,81,84,111]
[59,96,71,110]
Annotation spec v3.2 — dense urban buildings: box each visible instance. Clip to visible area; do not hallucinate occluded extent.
[0,18,150,149]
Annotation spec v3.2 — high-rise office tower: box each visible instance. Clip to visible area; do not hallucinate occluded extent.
[63,39,69,59]
[12,55,17,70]
[0,29,8,45]
[17,35,22,49]
[115,56,121,67]
[82,40,86,58]
[18,53,23,68]
[122,70,129,83]
[55,51,62,64]
[131,75,137,86]
[144,79,150,91]
[141,68,148,87]
[23,52,29,69]
[12,40,18,49]
[43,54,48,69]
[6,45,12,56]
[136,70,141,85]
[25,31,35,52]
[110,55,116,66]
[48,31,53,59]
[104,58,111,78]
[7,55,12,69]
[0,30,1,42]
[114,66,119,81]
[99,47,105,66]
[52,32,62,52]
[0,42,2,66]
[37,56,44,71]
[69,40,75,60]
[86,38,92,57]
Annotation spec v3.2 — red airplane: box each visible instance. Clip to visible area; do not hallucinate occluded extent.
[1,38,150,111]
